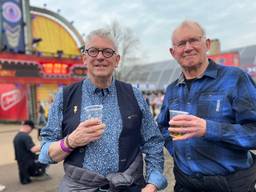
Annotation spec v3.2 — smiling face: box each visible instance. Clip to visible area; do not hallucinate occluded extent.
[83,35,120,84]
[170,23,210,72]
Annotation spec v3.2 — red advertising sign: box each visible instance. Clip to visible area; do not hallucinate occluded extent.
[208,52,240,67]
[0,84,28,121]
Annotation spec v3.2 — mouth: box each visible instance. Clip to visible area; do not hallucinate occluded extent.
[94,64,108,70]
[183,54,197,59]
[95,63,107,67]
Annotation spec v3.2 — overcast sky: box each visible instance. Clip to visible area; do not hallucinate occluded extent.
[30,0,256,64]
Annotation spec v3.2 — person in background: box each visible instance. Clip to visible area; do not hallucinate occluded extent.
[143,91,150,106]
[13,120,48,184]
[157,20,256,192]
[39,28,167,192]
[37,101,47,126]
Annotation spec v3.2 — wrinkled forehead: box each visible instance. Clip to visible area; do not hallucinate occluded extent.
[172,24,204,43]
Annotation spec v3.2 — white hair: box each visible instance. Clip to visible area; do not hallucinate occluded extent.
[84,28,118,52]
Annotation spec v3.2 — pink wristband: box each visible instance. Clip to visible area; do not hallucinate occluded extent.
[60,138,73,153]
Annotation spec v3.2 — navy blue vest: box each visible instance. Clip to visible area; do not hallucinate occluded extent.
[62,80,143,172]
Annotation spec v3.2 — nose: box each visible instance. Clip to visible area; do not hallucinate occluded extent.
[184,41,193,51]
[96,51,105,59]
[185,41,193,48]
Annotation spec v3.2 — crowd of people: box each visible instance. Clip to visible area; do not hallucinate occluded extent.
[4,19,256,192]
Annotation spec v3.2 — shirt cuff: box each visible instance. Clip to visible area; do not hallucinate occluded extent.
[204,120,222,141]
[39,142,56,164]
[147,170,168,190]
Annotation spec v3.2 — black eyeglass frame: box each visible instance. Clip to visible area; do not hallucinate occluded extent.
[84,47,116,58]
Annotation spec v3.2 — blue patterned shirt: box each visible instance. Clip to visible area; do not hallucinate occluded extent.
[39,78,167,189]
[157,59,256,176]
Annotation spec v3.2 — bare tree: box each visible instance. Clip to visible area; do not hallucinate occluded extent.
[107,20,140,80]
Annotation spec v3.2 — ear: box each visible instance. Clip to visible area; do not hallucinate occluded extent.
[169,48,175,57]
[205,38,211,51]
[114,54,121,68]
[82,54,87,64]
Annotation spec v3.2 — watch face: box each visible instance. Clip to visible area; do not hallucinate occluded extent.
[2,2,22,23]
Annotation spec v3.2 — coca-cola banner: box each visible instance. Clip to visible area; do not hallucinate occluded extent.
[0,84,28,121]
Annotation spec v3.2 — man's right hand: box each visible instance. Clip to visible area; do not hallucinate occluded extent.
[168,114,206,141]
[68,119,106,148]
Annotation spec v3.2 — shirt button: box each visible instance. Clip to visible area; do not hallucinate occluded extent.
[79,148,84,153]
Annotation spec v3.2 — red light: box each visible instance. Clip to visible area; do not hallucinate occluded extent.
[42,63,68,75]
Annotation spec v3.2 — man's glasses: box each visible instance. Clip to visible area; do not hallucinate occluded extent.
[174,36,203,49]
[84,47,116,58]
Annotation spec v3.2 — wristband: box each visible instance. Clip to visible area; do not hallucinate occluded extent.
[66,135,75,150]
[60,138,73,153]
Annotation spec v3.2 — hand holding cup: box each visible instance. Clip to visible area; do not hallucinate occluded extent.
[68,105,105,147]
[169,110,189,137]
[168,110,207,141]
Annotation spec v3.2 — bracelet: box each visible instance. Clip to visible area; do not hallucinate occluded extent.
[60,138,73,153]
[66,135,75,150]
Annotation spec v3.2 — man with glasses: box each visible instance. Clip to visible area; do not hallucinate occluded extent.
[39,28,167,192]
[157,20,256,192]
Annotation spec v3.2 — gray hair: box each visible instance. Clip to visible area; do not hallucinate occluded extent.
[172,20,206,44]
[83,28,118,52]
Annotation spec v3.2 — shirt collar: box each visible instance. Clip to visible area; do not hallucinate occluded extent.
[176,59,218,85]
[203,59,218,79]
[85,77,115,96]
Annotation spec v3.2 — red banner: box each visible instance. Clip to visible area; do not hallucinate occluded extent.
[0,84,28,121]
[208,52,240,67]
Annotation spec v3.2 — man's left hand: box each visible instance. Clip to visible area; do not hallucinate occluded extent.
[142,183,157,192]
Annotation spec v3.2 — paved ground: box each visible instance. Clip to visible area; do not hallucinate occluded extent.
[0,162,63,192]
[0,123,174,192]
